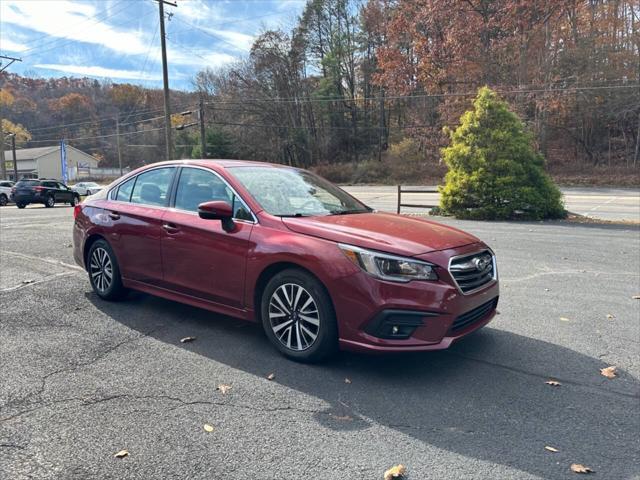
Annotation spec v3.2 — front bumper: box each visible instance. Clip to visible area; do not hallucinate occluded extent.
[332,242,499,353]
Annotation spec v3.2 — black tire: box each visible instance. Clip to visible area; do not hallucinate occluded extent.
[261,268,338,362]
[87,239,127,301]
[0,194,7,206]
[16,202,26,209]
[69,195,78,206]
[45,195,55,208]
[86,190,92,196]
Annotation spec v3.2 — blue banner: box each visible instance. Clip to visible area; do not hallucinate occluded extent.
[60,140,68,183]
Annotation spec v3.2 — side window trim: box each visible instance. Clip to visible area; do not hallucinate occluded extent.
[130,167,176,208]
[171,166,257,224]
[109,166,177,205]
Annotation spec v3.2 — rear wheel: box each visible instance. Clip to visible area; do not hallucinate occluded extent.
[69,195,78,206]
[86,190,92,196]
[0,194,7,206]
[45,195,55,208]
[261,269,338,362]
[87,239,127,300]
[16,202,26,209]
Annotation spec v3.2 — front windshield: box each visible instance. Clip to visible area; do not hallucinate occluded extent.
[229,166,371,217]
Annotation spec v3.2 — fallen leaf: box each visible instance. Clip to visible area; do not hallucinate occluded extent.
[570,463,594,474]
[266,373,275,381]
[114,450,129,458]
[203,424,214,432]
[21,279,35,285]
[600,366,617,379]
[331,414,353,421]
[559,317,571,322]
[545,446,559,452]
[180,336,196,343]
[384,464,407,480]
[632,295,640,300]
[344,378,352,384]
[216,384,231,394]
[545,379,562,387]
[606,314,615,320]
[544,288,550,292]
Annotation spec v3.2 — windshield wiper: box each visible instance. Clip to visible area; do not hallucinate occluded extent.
[328,209,369,215]
[278,213,313,217]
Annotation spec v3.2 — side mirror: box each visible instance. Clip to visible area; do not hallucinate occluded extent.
[198,200,235,231]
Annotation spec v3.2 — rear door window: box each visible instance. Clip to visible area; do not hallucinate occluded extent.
[130,168,174,207]
[115,177,136,202]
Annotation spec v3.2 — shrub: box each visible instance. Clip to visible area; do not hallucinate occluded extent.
[439,87,566,220]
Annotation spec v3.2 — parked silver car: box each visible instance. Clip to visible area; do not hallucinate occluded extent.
[71,182,103,196]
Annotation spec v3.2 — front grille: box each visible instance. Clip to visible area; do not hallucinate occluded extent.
[449,250,496,293]
[450,297,498,332]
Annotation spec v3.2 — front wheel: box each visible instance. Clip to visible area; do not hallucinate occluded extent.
[45,196,55,208]
[261,269,338,363]
[86,190,92,196]
[0,194,7,206]
[87,239,127,300]
[16,202,26,209]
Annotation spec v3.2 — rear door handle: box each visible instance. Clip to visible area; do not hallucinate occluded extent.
[162,223,179,234]
[108,211,120,220]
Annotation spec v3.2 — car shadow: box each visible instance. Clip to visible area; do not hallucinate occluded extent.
[87,291,639,479]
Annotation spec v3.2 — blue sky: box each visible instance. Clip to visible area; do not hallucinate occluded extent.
[0,0,307,90]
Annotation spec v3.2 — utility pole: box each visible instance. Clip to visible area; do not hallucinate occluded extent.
[199,96,206,158]
[0,55,22,178]
[378,90,385,162]
[115,117,123,176]
[0,54,22,73]
[0,122,6,179]
[156,0,177,161]
[8,134,18,181]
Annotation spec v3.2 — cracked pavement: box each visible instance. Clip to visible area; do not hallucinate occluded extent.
[1,204,639,479]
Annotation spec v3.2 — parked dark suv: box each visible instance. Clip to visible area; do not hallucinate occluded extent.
[12,179,80,209]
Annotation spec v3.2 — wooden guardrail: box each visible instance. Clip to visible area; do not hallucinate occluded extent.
[396,185,439,214]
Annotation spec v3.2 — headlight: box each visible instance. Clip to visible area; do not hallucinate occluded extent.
[339,244,438,282]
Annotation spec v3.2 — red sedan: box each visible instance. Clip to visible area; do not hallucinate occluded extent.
[73,160,499,362]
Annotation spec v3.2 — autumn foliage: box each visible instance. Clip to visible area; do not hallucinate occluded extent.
[439,88,565,220]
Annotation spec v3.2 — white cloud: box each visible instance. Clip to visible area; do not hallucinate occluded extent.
[34,64,162,81]
[1,0,149,56]
[204,29,255,51]
[177,0,223,22]
[0,38,28,53]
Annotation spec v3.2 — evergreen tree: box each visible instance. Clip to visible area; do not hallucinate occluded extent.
[439,87,565,220]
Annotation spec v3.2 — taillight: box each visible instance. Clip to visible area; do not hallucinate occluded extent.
[73,204,82,219]
[34,186,45,192]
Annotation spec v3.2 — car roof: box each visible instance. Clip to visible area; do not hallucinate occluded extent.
[146,159,291,170]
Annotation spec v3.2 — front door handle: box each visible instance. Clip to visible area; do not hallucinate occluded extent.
[162,223,179,234]
[108,211,120,220]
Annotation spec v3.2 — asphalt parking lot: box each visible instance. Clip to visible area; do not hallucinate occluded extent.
[1,204,639,480]
[342,185,640,222]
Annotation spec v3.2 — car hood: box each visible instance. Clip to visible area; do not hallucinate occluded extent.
[281,212,479,256]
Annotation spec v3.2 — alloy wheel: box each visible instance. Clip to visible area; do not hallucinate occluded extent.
[268,283,320,351]
[90,247,113,292]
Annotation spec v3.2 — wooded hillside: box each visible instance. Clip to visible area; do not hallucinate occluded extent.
[1,0,638,184]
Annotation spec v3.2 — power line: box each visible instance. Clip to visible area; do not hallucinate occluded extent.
[27,102,194,133]
[17,0,129,51]
[203,84,640,105]
[20,1,139,58]
[28,126,167,144]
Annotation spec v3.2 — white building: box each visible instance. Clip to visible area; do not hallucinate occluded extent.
[2,145,99,181]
